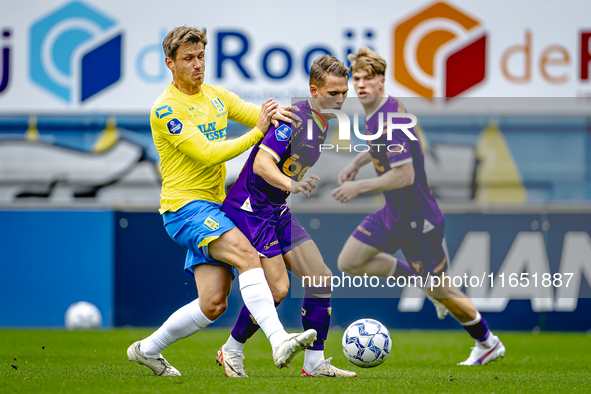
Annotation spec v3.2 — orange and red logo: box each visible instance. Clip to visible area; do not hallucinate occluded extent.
[393,1,487,100]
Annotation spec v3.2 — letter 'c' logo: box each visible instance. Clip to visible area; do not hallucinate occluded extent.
[393,1,487,100]
[30,1,123,104]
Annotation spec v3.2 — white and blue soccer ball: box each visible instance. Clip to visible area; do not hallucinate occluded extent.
[342,318,392,368]
[64,301,102,330]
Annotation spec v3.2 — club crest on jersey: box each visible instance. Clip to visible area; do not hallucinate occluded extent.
[275,124,291,141]
[155,104,173,119]
[210,98,225,112]
[166,119,183,134]
[203,216,219,231]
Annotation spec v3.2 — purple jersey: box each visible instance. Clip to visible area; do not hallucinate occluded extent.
[224,100,328,213]
[365,96,444,236]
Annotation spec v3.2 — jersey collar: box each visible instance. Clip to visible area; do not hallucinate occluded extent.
[306,99,328,133]
[366,96,389,121]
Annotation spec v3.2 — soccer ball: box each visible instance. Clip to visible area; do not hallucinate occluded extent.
[342,318,392,368]
[64,301,102,330]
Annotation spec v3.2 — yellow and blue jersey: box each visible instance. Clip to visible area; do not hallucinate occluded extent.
[151,83,260,213]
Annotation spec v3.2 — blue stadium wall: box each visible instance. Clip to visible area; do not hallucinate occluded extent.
[1,209,590,331]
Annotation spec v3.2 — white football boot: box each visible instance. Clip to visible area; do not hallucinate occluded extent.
[216,346,248,377]
[458,335,506,366]
[301,357,357,377]
[273,329,317,368]
[127,341,181,376]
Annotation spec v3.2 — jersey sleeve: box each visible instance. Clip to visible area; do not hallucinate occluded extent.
[222,88,260,128]
[151,100,263,167]
[384,105,415,168]
[151,101,201,148]
[258,122,293,163]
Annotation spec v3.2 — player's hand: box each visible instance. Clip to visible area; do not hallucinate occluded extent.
[271,105,301,127]
[257,99,279,135]
[291,174,320,197]
[338,163,359,185]
[331,181,360,203]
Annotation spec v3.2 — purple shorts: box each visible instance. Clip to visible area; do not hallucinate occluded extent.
[221,204,311,258]
[352,211,447,277]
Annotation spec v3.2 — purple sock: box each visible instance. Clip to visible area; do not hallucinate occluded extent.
[463,315,490,342]
[302,286,331,351]
[231,300,281,344]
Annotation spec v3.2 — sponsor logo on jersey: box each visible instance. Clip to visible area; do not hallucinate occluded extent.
[155,105,172,119]
[210,97,225,112]
[203,216,219,231]
[197,121,227,141]
[203,128,227,141]
[423,219,435,233]
[240,197,253,212]
[275,124,292,141]
[264,240,279,250]
[166,118,183,134]
[188,106,206,117]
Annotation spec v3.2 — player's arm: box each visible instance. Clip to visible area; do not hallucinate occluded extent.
[253,149,319,197]
[332,162,415,204]
[338,151,373,185]
[225,90,301,128]
[177,100,277,167]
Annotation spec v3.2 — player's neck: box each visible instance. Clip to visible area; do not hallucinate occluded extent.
[172,79,202,95]
[362,94,388,115]
[309,97,322,115]
[309,99,330,122]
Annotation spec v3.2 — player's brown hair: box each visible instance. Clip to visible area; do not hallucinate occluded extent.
[348,47,387,77]
[163,26,207,61]
[309,55,349,87]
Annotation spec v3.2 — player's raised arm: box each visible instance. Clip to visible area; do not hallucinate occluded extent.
[175,99,277,167]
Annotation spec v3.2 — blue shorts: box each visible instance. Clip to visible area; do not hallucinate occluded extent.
[221,204,311,258]
[163,200,237,278]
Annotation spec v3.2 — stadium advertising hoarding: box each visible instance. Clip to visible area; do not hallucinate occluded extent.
[1,0,591,112]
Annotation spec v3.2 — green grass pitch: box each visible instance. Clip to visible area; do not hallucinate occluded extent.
[1,328,590,393]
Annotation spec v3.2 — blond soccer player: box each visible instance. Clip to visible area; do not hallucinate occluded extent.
[334,47,506,366]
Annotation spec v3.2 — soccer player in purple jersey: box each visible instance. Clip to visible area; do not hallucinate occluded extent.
[215,55,357,378]
[333,47,506,366]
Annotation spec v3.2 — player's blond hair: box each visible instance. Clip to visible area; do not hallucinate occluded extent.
[163,26,208,61]
[309,55,349,87]
[348,47,387,77]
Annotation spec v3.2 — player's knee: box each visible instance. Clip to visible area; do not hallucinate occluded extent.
[337,252,355,274]
[239,246,260,271]
[271,282,289,303]
[200,294,228,320]
[227,236,260,271]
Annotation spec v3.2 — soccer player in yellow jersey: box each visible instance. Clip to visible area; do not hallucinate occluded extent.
[127,27,316,376]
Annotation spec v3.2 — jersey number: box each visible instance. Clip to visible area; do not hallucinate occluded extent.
[371,157,385,173]
[283,158,310,181]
